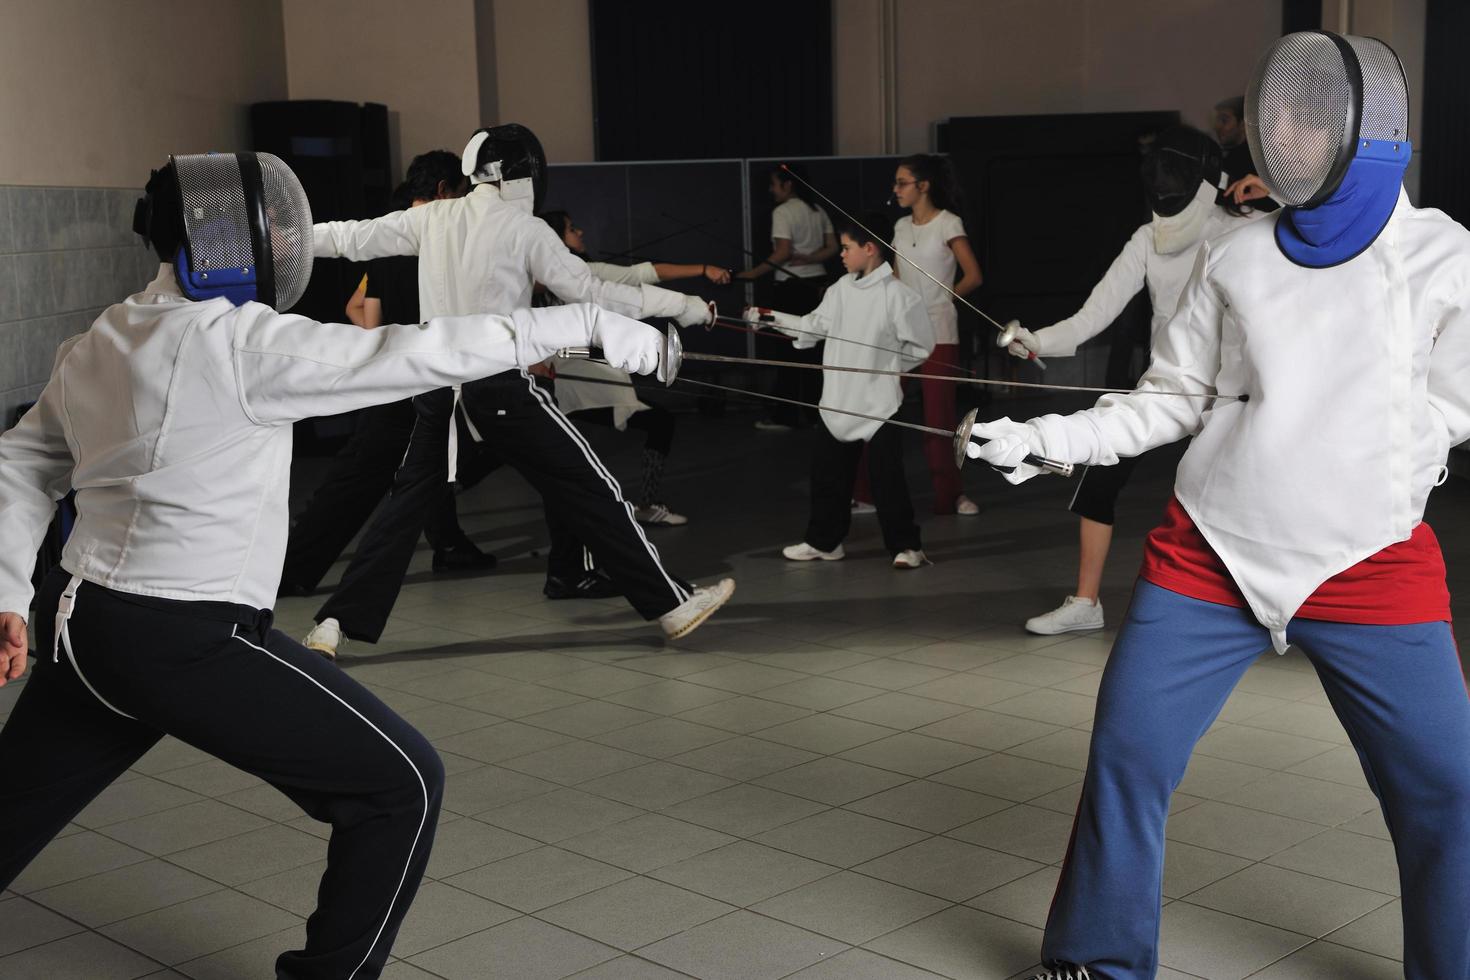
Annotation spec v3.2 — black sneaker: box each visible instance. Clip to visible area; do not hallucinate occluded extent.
[432,541,498,574]
[544,571,622,600]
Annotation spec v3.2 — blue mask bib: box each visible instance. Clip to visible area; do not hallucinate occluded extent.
[1276,139,1410,268]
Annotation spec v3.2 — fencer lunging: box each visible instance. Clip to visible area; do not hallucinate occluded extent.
[0,154,668,980]
[969,34,1470,980]
[302,125,734,659]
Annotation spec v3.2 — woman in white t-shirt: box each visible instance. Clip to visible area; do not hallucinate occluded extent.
[739,164,838,429]
[887,154,984,516]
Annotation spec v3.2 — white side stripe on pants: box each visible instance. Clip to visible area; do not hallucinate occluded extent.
[232,627,428,980]
[521,373,691,604]
[52,574,137,720]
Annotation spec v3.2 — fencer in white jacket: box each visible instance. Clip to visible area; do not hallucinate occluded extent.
[972,33,1470,980]
[976,187,1470,653]
[302,132,733,658]
[0,151,668,979]
[0,267,661,620]
[1001,125,1264,638]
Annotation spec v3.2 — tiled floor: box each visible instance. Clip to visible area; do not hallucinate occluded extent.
[3,403,1466,979]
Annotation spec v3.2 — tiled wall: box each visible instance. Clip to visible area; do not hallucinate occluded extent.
[0,186,160,425]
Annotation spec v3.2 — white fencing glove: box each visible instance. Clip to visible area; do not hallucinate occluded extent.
[998,323,1041,360]
[591,312,667,377]
[743,305,803,332]
[674,295,716,328]
[744,305,814,347]
[964,416,1045,485]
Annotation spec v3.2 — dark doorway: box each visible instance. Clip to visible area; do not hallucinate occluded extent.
[590,0,833,161]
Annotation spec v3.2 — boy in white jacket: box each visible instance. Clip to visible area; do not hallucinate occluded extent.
[971,35,1470,980]
[752,214,936,569]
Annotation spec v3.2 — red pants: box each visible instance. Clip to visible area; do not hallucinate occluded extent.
[855,344,964,514]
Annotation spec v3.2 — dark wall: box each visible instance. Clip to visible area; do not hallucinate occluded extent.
[252,99,391,324]
[1420,0,1470,224]
[1281,0,1322,33]
[590,0,832,161]
[939,111,1178,368]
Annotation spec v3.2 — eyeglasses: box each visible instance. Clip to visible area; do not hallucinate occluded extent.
[892,179,918,189]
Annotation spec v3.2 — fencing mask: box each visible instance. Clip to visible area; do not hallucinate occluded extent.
[1140,125,1223,218]
[134,152,313,311]
[462,124,548,213]
[1246,32,1410,266]
[1142,126,1224,254]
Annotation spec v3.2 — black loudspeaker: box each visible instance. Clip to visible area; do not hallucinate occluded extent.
[250,100,391,324]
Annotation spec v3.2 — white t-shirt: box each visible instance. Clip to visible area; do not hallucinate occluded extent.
[771,199,834,281]
[892,209,967,344]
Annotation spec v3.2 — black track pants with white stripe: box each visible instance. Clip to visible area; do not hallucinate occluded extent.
[316,373,691,641]
[0,569,443,980]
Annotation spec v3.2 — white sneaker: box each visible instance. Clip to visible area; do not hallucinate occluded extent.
[956,495,981,516]
[892,549,930,569]
[635,503,688,527]
[850,499,877,515]
[783,542,845,562]
[660,578,736,639]
[304,617,343,659]
[1027,966,1093,980]
[1025,596,1104,635]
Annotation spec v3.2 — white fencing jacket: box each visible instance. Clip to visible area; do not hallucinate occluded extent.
[1034,202,1259,357]
[313,184,691,322]
[778,263,934,442]
[1025,191,1470,651]
[0,265,623,615]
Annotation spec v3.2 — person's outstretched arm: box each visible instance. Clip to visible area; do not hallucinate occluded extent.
[532,225,712,327]
[313,204,433,261]
[232,302,667,425]
[970,244,1224,480]
[1005,228,1150,360]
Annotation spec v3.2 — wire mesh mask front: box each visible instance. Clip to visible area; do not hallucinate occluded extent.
[1246,32,1408,208]
[173,153,313,310]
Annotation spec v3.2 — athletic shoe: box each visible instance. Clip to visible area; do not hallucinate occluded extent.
[660,578,736,639]
[432,541,497,574]
[850,499,877,515]
[782,542,845,562]
[956,494,981,516]
[1026,965,1093,980]
[754,419,794,432]
[544,571,622,600]
[635,503,689,527]
[892,549,930,569]
[1025,596,1105,635]
[304,617,342,660]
